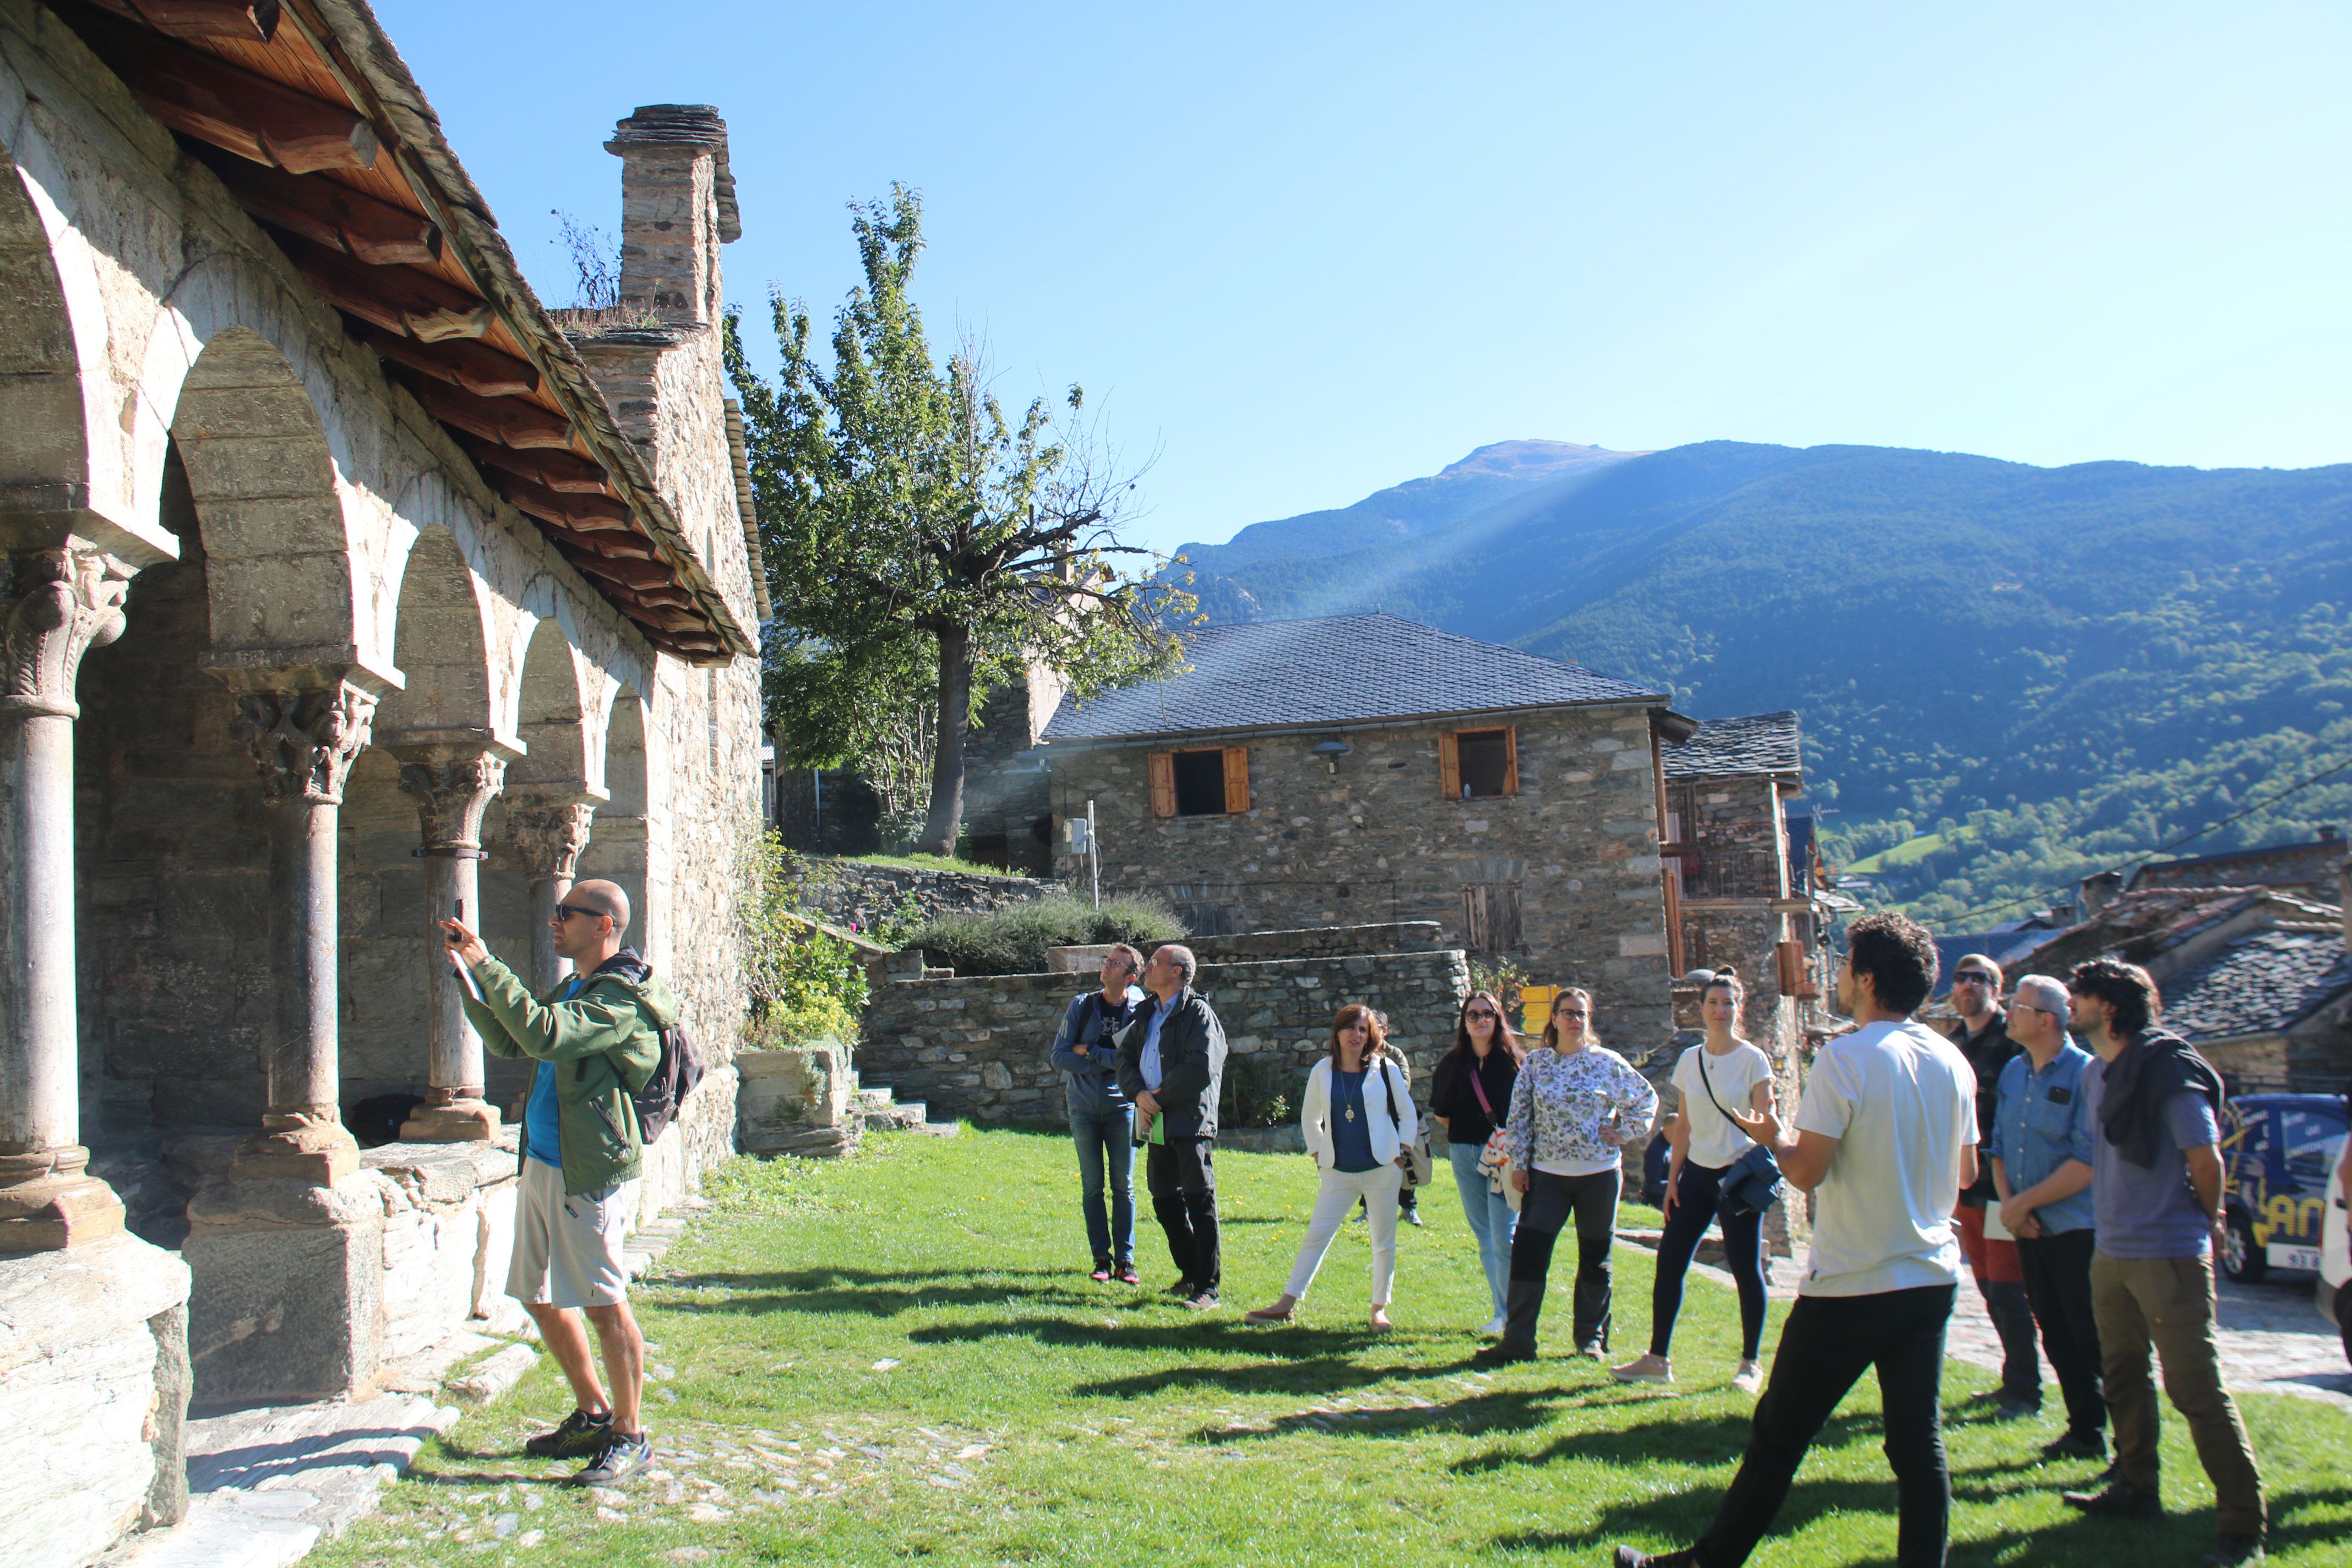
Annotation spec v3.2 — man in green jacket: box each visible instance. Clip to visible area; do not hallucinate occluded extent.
[441,879,673,1486]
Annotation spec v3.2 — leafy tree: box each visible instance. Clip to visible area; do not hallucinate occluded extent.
[727,186,1190,855]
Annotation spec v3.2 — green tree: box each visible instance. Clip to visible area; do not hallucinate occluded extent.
[727,186,1190,855]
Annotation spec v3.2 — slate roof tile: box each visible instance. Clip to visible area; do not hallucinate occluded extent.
[2164,929,2352,1043]
[1663,711,1803,781]
[1041,612,1666,743]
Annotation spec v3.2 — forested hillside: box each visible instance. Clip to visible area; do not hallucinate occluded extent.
[1172,441,2352,927]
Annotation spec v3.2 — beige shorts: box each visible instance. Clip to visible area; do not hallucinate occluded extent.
[506,1157,635,1310]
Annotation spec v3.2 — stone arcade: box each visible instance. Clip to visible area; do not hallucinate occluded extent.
[0,6,761,1562]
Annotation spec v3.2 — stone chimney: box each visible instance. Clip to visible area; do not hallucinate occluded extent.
[2078,869,2124,918]
[605,105,741,324]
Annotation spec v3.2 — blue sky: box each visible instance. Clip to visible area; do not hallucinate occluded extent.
[379,1,2352,558]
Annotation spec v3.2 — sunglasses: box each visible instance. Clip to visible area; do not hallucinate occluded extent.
[1952,972,1995,987]
[1466,1008,1499,1021]
[553,904,605,923]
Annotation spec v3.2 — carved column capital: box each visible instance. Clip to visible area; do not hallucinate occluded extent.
[507,794,597,882]
[394,747,509,849]
[0,544,135,721]
[231,683,379,805]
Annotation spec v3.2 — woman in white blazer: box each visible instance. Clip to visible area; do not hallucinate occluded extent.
[1245,1004,1419,1330]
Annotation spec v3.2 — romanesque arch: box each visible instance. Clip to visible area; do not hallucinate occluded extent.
[0,134,90,507]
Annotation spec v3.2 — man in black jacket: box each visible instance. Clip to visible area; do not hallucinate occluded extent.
[1116,943,1228,1310]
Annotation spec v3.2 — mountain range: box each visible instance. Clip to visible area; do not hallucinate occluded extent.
[1167,439,2352,928]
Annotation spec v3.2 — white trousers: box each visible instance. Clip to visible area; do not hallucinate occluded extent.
[1283,1163,1404,1304]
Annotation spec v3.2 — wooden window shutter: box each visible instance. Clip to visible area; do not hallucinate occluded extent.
[1502,726,1520,795]
[1148,751,1175,818]
[1438,731,1461,800]
[1222,746,1250,813]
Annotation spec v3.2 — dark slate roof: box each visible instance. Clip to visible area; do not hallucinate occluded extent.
[1662,712,1803,781]
[2164,929,2352,1043]
[1041,612,1667,743]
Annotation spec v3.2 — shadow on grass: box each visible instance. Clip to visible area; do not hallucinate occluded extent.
[1199,1385,1581,1444]
[648,1264,1106,1318]
[1451,1404,1774,1474]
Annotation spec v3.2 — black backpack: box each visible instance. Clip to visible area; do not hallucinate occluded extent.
[631,1017,705,1145]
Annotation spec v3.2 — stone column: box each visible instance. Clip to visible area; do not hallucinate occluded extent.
[507,794,596,993]
[222,682,377,1180]
[394,745,510,1141]
[0,545,133,1253]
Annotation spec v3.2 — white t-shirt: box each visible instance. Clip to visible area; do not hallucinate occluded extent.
[1672,1042,1775,1169]
[1793,1019,1978,1298]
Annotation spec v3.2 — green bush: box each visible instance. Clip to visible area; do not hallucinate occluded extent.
[908,892,1186,977]
[741,827,870,1044]
[1221,1053,1298,1128]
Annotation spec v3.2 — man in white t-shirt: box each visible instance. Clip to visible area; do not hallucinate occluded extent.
[1616,911,1977,1568]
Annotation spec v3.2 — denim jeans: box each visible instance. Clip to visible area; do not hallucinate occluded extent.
[1068,1108,1136,1265]
[1447,1141,1516,1316]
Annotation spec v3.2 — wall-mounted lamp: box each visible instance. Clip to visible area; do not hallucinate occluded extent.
[1311,739,1352,774]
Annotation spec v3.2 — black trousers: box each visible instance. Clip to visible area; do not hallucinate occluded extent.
[1696,1284,1957,1568]
[1649,1160,1768,1361]
[1510,1167,1619,1350]
[1145,1136,1219,1294]
[2016,1227,2107,1443]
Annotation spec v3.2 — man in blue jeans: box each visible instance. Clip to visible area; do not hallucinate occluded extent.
[1050,944,1145,1282]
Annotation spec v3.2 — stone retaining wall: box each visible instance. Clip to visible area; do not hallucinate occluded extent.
[788,856,1050,936]
[862,949,1469,1124]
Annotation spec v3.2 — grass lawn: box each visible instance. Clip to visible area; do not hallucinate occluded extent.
[314,1129,2352,1567]
[846,852,1026,879]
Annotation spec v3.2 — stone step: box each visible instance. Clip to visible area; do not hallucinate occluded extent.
[742,1124,859,1158]
[860,1100,928,1132]
[854,1086,896,1111]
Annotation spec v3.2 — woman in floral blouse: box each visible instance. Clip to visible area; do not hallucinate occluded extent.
[1473,987,1658,1363]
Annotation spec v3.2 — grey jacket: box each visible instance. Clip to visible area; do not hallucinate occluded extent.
[1114,987,1228,1140]
[1050,987,1142,1119]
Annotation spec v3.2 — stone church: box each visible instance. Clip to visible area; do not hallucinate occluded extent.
[0,4,762,1561]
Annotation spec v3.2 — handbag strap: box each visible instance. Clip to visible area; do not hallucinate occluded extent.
[1694,1047,1744,1129]
[1466,1058,1498,1118]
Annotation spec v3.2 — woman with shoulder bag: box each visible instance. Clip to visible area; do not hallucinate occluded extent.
[1245,1004,1419,1330]
[1474,987,1658,1363]
[1429,990,1525,1334]
[1611,968,1776,1393]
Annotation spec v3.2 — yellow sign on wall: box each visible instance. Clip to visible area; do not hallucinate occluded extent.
[1520,984,1557,1038]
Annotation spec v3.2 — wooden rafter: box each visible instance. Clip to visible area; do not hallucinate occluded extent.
[451,435,612,497]
[198,148,438,264]
[84,0,279,45]
[352,324,536,399]
[392,372,576,451]
[61,2,376,172]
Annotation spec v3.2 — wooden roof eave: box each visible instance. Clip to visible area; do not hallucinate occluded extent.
[277,0,756,665]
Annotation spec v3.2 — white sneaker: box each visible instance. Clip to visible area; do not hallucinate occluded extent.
[1609,1353,1674,1385]
[1480,1314,1507,1336]
[1732,1359,1762,1394]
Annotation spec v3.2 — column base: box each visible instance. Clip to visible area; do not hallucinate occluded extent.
[0,1148,128,1255]
[184,1172,386,1404]
[229,1119,361,1185]
[398,1097,503,1144]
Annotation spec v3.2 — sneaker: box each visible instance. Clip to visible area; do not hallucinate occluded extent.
[2062,1480,2162,1519]
[1116,1262,1141,1286]
[2041,1431,2108,1463]
[1731,1360,1762,1395]
[1479,1314,1507,1336]
[1184,1291,1220,1312]
[1472,1337,1537,1365]
[1403,1206,1424,1228]
[1163,1278,1197,1297]
[1089,1259,1112,1282]
[568,1430,652,1487]
[524,1407,612,1460]
[1573,1344,1606,1362]
[2199,1537,2264,1566]
[1609,1354,1674,1386]
[1614,1549,1695,1567]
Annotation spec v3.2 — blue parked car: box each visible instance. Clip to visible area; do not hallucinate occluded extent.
[2220,1093,2351,1283]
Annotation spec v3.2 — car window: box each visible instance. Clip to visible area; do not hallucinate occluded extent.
[2280,1109,2349,1184]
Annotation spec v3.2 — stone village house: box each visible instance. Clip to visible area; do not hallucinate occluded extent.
[965,612,1836,1065]
[0,5,765,1562]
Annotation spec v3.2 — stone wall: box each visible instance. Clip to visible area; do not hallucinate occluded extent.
[862,949,1470,1124]
[1047,705,1672,1047]
[0,1236,190,1568]
[1190,922,1446,962]
[787,856,1050,936]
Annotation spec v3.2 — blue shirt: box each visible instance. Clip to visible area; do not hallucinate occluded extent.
[523,973,587,1168]
[1329,1068,1378,1172]
[1138,997,1168,1091]
[2083,1055,2224,1259]
[1985,1041,2097,1235]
